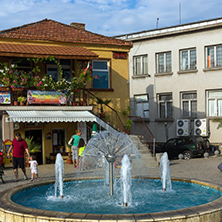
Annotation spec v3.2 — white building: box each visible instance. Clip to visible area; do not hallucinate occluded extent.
[116,18,222,144]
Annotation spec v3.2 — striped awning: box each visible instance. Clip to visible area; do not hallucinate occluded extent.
[6,110,96,123]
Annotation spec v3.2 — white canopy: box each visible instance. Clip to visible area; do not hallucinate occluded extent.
[6,110,96,123]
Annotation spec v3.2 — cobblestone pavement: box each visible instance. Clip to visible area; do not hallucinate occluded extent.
[1,155,222,192]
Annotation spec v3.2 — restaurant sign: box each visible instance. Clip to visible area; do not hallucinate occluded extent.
[0,91,11,104]
[27,90,67,105]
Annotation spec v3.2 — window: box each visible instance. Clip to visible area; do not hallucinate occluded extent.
[207,90,222,116]
[180,48,196,70]
[92,60,109,89]
[12,58,32,73]
[135,94,149,118]
[158,93,173,119]
[133,55,148,75]
[156,52,171,73]
[47,59,71,82]
[181,92,197,117]
[52,129,65,153]
[206,45,222,68]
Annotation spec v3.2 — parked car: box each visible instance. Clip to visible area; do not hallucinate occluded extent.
[155,136,209,159]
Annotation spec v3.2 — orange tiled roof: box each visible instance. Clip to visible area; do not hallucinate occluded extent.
[0,19,132,47]
[0,43,98,59]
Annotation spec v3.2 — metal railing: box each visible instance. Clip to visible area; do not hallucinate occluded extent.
[83,89,125,132]
[8,87,126,132]
[129,116,156,156]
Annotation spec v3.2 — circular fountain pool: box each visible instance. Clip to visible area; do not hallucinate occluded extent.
[11,178,222,214]
[1,177,222,222]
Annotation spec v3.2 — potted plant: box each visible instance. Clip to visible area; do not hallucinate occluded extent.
[124,119,133,134]
[25,137,41,167]
[96,98,111,119]
[13,99,18,106]
[17,96,27,106]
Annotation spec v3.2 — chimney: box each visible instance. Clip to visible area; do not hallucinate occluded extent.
[70,22,85,30]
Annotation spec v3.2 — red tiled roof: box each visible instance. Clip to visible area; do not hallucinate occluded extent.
[0,43,98,59]
[0,19,132,47]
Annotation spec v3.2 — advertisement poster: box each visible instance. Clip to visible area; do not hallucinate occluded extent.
[0,91,11,104]
[27,90,67,105]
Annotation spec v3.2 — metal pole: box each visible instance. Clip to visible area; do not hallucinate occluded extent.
[153,138,156,158]
[109,161,114,196]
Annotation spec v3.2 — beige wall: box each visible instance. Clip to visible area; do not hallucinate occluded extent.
[128,26,222,143]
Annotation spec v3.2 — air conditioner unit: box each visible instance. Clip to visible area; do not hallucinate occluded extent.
[194,119,208,137]
[13,122,20,130]
[176,119,190,136]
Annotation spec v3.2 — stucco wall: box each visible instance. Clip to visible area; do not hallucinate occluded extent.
[129,27,222,143]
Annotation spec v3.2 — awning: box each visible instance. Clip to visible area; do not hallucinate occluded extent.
[0,43,98,59]
[6,110,96,123]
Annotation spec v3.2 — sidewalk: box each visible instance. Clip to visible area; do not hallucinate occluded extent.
[1,155,222,192]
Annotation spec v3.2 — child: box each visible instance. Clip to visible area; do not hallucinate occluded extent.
[78,138,86,171]
[29,155,39,181]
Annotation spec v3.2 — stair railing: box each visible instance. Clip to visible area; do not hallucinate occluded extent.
[129,116,156,156]
[83,89,125,132]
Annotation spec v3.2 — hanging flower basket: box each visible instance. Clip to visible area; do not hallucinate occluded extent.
[0,87,10,91]
[12,87,24,92]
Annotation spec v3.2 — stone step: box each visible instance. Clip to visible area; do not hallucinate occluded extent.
[129,135,150,153]
[129,134,157,168]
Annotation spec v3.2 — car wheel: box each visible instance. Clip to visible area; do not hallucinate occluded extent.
[203,139,210,150]
[183,150,193,160]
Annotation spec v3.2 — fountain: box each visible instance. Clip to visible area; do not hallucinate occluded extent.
[1,131,222,222]
[54,153,64,198]
[120,154,132,207]
[83,131,139,196]
[159,152,172,191]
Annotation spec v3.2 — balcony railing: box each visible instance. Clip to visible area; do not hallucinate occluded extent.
[0,87,126,133]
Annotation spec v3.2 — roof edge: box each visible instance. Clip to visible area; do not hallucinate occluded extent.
[114,17,222,40]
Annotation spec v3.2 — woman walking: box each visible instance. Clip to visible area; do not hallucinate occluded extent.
[69,130,81,168]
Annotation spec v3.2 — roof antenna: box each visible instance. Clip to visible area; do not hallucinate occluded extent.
[156,18,159,29]
[179,2,181,24]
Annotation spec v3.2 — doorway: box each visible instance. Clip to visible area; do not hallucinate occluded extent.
[25,130,43,165]
[52,129,65,153]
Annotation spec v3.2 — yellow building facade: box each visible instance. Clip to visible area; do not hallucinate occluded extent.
[0,19,132,165]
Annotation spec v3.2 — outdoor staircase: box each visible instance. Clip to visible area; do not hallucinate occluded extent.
[95,116,118,134]
[129,135,157,168]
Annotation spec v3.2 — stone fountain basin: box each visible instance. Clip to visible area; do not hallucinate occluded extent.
[1,177,222,222]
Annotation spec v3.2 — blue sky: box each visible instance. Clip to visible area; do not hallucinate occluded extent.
[0,0,222,36]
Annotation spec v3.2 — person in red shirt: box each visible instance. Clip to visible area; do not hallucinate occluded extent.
[7,133,31,182]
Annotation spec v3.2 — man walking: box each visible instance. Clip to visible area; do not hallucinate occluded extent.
[7,133,30,182]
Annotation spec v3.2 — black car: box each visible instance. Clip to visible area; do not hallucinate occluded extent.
[155,136,209,159]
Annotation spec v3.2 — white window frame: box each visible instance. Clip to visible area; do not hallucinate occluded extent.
[134,94,149,118]
[181,92,197,117]
[158,93,173,119]
[205,45,222,68]
[92,60,109,89]
[207,90,222,117]
[133,55,148,75]
[156,52,171,73]
[180,48,196,71]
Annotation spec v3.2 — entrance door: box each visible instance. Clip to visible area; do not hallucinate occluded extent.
[52,129,65,153]
[25,130,43,165]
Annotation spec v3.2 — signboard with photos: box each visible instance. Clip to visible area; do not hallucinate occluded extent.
[0,91,11,104]
[27,90,67,105]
